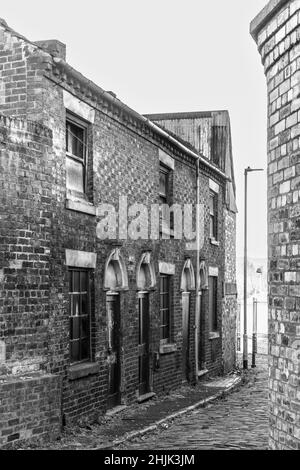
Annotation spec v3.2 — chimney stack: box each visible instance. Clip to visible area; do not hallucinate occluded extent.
[35,39,66,60]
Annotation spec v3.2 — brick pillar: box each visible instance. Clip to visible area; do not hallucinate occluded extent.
[251,0,300,450]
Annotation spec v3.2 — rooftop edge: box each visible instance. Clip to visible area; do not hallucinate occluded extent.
[144,110,229,121]
[250,0,290,41]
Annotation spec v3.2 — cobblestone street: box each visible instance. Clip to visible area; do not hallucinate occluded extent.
[116,356,269,450]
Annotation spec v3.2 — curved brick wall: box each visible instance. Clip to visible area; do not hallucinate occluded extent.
[251,0,300,450]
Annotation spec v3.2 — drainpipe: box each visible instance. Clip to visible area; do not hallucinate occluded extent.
[194,158,200,383]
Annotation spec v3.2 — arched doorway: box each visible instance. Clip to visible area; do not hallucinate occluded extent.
[180,258,195,381]
[104,248,128,409]
[136,252,156,396]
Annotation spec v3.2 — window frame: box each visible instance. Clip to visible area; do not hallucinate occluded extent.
[208,275,218,333]
[159,163,174,234]
[209,190,218,240]
[68,268,91,365]
[159,274,172,344]
[66,112,88,195]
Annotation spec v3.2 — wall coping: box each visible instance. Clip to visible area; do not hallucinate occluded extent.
[250,0,290,41]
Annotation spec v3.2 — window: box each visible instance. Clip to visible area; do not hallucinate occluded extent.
[66,115,87,194]
[209,191,218,240]
[159,164,173,234]
[69,269,90,363]
[160,275,171,342]
[211,125,227,171]
[208,276,218,332]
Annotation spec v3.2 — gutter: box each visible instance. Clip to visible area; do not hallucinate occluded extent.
[52,57,230,182]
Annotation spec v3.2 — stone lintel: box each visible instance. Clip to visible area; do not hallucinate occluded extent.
[65,249,97,269]
[159,261,175,275]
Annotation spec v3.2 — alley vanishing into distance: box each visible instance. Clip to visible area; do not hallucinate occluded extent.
[115,356,269,451]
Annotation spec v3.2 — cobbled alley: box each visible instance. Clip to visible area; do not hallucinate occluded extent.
[115,356,269,451]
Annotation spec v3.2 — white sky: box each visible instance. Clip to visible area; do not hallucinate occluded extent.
[1,0,268,259]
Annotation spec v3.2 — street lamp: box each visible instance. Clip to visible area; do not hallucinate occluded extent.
[243,166,264,369]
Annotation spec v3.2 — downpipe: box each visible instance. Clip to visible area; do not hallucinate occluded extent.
[195,158,200,382]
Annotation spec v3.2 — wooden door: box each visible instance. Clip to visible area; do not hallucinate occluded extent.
[138,293,150,396]
[107,293,121,408]
[182,292,190,381]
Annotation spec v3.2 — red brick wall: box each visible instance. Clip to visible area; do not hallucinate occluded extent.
[0,373,61,447]
[0,115,53,371]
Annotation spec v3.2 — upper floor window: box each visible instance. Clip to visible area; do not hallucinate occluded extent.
[159,164,174,234]
[209,191,218,240]
[66,114,87,194]
[159,165,169,204]
[211,125,227,171]
[69,269,90,363]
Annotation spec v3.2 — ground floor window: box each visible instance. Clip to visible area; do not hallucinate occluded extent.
[208,276,218,332]
[160,275,171,342]
[69,269,90,363]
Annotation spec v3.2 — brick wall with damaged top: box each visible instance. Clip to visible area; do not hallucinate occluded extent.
[251,0,300,450]
[0,115,61,446]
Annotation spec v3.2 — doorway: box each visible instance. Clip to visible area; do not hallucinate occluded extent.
[182,291,190,381]
[138,292,150,396]
[107,293,121,409]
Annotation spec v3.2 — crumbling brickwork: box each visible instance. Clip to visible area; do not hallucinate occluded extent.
[0,115,61,446]
[251,0,300,450]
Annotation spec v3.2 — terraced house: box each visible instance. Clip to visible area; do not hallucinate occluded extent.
[0,18,237,446]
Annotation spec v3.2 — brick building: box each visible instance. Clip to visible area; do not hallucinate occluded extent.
[0,18,237,446]
[251,0,300,450]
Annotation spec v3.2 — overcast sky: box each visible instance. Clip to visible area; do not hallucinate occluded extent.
[1,0,268,260]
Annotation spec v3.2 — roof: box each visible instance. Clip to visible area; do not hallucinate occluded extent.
[144,111,229,121]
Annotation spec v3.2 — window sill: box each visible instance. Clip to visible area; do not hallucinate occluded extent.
[68,362,100,380]
[209,332,220,340]
[159,343,177,354]
[210,238,220,246]
[66,197,96,216]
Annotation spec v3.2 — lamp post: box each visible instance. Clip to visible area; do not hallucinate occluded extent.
[243,166,263,369]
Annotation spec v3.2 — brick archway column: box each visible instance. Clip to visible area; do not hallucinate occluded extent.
[251,0,300,450]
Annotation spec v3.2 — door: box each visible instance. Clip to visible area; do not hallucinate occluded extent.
[107,293,121,409]
[182,292,190,381]
[138,293,150,396]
